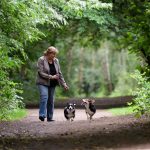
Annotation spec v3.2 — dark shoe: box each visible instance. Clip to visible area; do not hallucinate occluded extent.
[39,116,45,121]
[47,119,55,122]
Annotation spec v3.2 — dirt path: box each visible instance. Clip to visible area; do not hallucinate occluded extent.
[0,109,150,150]
[23,108,113,122]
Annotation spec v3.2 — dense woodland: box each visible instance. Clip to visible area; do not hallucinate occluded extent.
[0,0,150,119]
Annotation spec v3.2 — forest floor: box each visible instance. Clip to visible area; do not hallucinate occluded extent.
[0,109,150,150]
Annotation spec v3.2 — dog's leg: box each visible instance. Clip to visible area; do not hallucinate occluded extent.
[86,112,89,120]
[89,116,92,120]
[90,115,95,121]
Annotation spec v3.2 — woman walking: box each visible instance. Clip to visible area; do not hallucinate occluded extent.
[36,46,69,122]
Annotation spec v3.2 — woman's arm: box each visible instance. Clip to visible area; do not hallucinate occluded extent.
[58,61,66,85]
[37,57,52,79]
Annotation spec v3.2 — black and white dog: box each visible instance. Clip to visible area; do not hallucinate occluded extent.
[64,103,76,121]
[81,99,96,120]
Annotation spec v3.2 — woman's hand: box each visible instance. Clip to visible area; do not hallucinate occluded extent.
[63,84,69,90]
[49,74,59,80]
[52,74,59,80]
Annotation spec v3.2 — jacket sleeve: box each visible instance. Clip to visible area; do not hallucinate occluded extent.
[37,57,50,79]
[57,59,67,86]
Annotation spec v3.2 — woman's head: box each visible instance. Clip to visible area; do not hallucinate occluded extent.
[44,46,58,56]
[44,46,58,61]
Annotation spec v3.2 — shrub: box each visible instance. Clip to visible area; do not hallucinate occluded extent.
[129,70,150,117]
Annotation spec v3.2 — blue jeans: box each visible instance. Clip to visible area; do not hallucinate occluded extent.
[38,85,55,120]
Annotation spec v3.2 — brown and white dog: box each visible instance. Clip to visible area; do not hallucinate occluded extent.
[81,99,96,120]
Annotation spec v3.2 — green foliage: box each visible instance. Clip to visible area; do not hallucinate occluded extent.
[0,108,27,121]
[129,70,150,117]
[0,49,24,119]
[0,80,24,119]
[108,106,135,116]
[0,0,67,119]
[113,0,150,69]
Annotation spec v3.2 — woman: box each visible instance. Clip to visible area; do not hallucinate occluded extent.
[36,46,69,122]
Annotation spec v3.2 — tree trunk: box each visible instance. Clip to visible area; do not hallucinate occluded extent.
[101,43,113,95]
[78,48,84,94]
[66,47,73,80]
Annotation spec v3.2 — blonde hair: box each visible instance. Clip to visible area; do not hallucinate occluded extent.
[44,46,58,56]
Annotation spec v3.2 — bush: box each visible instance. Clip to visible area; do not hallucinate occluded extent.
[0,52,24,120]
[0,78,24,120]
[129,70,150,117]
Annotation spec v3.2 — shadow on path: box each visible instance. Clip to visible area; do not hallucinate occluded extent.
[0,109,150,150]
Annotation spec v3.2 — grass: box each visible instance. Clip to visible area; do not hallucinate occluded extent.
[1,108,28,121]
[108,106,135,116]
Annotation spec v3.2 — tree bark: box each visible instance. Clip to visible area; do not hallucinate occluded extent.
[101,43,113,95]
[78,48,84,94]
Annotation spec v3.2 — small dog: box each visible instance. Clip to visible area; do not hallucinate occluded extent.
[64,103,76,121]
[81,99,96,120]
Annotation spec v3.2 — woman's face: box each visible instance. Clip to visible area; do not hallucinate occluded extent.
[47,52,56,61]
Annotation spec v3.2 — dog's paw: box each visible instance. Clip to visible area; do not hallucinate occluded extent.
[70,118,74,122]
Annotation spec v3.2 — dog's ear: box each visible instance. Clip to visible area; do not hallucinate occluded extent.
[81,99,85,105]
[82,99,87,102]
[91,100,95,103]
[88,99,91,102]
[88,99,95,103]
